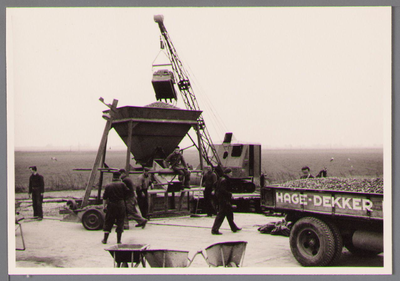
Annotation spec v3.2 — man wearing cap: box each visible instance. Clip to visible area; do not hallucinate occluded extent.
[164,146,191,188]
[102,172,130,244]
[28,166,45,219]
[137,169,152,219]
[211,168,241,235]
[300,166,314,179]
[202,166,218,217]
[119,169,148,229]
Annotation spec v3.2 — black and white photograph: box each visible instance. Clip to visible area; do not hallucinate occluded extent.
[6,6,392,275]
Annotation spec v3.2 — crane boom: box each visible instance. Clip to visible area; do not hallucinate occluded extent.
[154,14,222,169]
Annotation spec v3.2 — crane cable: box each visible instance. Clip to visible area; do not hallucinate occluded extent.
[154,45,229,144]
[179,54,229,141]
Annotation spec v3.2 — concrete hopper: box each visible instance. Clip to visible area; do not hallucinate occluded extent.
[105,102,202,167]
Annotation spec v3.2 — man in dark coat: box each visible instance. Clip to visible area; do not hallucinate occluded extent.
[211,168,241,235]
[202,166,218,217]
[28,166,44,219]
[300,166,314,179]
[137,169,152,219]
[119,169,147,229]
[164,146,191,188]
[102,172,129,244]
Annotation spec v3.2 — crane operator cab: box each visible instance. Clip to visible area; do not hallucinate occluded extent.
[152,69,178,102]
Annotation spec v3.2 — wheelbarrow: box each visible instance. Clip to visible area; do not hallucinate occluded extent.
[200,241,248,267]
[142,249,198,267]
[105,244,149,267]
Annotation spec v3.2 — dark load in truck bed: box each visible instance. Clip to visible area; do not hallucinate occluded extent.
[280,177,383,194]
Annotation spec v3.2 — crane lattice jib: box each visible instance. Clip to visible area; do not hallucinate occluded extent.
[154,15,222,168]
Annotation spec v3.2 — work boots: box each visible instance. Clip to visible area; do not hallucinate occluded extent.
[102,232,109,244]
[117,232,122,244]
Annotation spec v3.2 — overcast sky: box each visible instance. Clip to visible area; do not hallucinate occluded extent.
[6,7,391,150]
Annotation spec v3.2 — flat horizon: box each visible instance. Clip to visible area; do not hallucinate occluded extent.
[14,145,384,152]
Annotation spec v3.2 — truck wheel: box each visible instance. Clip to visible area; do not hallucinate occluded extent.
[344,238,381,257]
[325,221,343,266]
[82,209,104,230]
[290,217,335,266]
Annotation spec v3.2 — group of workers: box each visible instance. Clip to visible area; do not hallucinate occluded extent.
[100,146,241,243]
[26,147,325,245]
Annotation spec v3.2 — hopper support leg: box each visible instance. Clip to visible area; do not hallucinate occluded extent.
[82,99,118,207]
[125,120,133,173]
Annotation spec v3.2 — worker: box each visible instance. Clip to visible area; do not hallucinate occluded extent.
[102,172,129,244]
[28,166,45,220]
[164,146,191,188]
[202,166,218,217]
[316,167,328,178]
[211,168,241,235]
[137,168,152,219]
[119,169,148,229]
[300,166,314,179]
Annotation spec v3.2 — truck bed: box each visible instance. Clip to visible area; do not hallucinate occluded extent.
[261,183,383,220]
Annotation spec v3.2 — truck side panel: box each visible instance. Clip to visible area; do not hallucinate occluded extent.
[261,187,383,220]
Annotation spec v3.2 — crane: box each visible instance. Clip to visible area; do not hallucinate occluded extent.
[153,14,223,174]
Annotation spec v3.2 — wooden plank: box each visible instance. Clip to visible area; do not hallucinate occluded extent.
[195,124,204,171]
[164,192,168,211]
[178,191,186,211]
[81,99,118,208]
[125,120,133,172]
[97,140,108,204]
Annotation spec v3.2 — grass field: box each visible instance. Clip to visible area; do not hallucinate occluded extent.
[13,148,383,193]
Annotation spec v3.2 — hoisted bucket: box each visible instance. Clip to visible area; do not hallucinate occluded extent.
[152,69,178,101]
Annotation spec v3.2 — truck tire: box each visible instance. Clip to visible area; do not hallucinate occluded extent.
[289,217,335,266]
[325,220,343,266]
[82,209,104,231]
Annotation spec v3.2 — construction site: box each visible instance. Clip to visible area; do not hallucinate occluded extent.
[13,14,386,272]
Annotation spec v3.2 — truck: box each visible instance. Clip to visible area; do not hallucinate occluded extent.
[260,177,384,266]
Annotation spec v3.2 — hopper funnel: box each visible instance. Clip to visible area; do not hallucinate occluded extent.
[105,103,201,167]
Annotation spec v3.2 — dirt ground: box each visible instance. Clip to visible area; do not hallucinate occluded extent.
[12,192,385,274]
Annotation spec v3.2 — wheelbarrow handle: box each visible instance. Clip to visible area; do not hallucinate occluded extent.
[187,250,202,267]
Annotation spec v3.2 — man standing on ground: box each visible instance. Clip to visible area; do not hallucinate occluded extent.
[119,169,148,229]
[28,166,44,220]
[137,169,152,219]
[202,166,218,217]
[102,172,129,244]
[211,168,241,235]
[164,146,191,188]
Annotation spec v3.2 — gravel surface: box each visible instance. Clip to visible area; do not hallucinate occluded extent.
[12,213,384,274]
[280,177,384,194]
[12,190,385,274]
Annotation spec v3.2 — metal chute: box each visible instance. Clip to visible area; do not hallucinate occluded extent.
[105,104,201,167]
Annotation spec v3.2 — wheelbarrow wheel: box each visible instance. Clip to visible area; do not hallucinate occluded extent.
[82,209,104,230]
